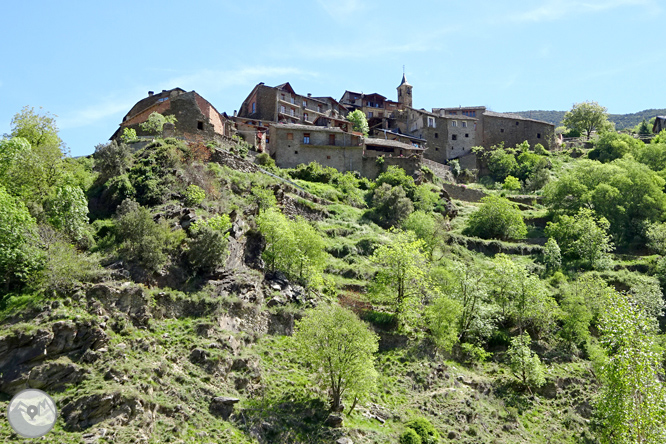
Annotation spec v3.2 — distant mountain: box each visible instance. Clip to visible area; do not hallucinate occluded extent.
[512,109,666,130]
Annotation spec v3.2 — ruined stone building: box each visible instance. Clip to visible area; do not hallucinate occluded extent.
[111,88,233,142]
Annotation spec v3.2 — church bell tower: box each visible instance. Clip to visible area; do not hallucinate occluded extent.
[397,71,412,109]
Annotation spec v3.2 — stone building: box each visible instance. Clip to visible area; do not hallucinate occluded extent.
[653,116,666,134]
[111,88,233,142]
[268,123,363,173]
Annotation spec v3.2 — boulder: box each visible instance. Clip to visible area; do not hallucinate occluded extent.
[325,414,344,428]
[209,396,240,420]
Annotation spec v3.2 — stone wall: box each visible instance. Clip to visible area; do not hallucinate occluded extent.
[441,182,488,202]
[361,156,422,180]
[482,114,555,150]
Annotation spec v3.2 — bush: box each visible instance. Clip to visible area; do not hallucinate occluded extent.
[375,165,416,197]
[541,238,562,273]
[187,224,229,273]
[427,295,461,352]
[251,186,277,213]
[507,332,546,389]
[404,418,440,444]
[115,200,179,272]
[255,152,275,168]
[94,141,132,181]
[140,112,177,134]
[487,148,517,181]
[289,161,340,183]
[184,184,206,206]
[45,185,89,243]
[502,175,521,191]
[399,428,422,444]
[464,195,527,240]
[369,183,413,228]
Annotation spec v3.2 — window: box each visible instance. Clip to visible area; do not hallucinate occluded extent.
[303,113,308,121]
[500,128,504,133]
[449,111,457,115]
[368,112,373,118]
[516,121,519,125]
[294,150,298,154]
[435,147,439,151]
[435,133,438,138]
[326,155,331,160]
[280,105,286,114]
[465,133,469,138]
[197,121,204,130]
[281,94,285,101]
[251,102,256,113]
[428,117,435,128]
[318,105,322,113]
[452,121,457,127]
[287,133,293,140]
[303,133,310,144]
[452,134,457,140]
[537,133,541,139]
[290,108,295,116]
[462,121,467,128]
[290,97,295,104]
[329,134,336,145]
[303,100,307,108]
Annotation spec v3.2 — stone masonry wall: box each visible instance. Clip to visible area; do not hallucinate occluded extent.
[482,115,555,150]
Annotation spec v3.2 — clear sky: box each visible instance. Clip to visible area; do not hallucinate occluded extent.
[1,0,663,157]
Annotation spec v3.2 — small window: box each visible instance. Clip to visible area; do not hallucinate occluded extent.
[197,121,204,130]
[452,121,457,127]
[294,150,298,154]
[435,133,438,138]
[318,105,322,113]
[303,100,307,108]
[537,133,541,139]
[516,121,519,126]
[500,128,504,133]
[303,133,310,144]
[329,134,336,145]
[280,105,286,113]
[462,121,467,128]
[465,134,469,138]
[303,113,308,121]
[251,102,256,113]
[435,147,439,151]
[428,117,435,127]
[452,134,457,141]
[281,94,285,101]
[368,112,373,118]
[290,108,295,116]
[326,155,331,160]
[287,133,293,140]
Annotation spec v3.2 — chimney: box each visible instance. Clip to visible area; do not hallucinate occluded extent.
[307,93,312,98]
[162,90,167,93]
[148,91,154,96]
[233,110,237,117]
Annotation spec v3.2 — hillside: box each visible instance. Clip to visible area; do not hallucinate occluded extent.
[513,108,666,129]
[2,116,666,443]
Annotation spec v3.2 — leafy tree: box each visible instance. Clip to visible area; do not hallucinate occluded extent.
[588,132,644,163]
[346,109,369,136]
[596,290,666,443]
[541,237,562,273]
[402,210,447,261]
[544,158,666,243]
[184,184,206,206]
[369,183,414,228]
[412,184,439,212]
[645,221,666,254]
[545,208,613,270]
[120,127,138,143]
[45,185,89,242]
[187,215,232,272]
[294,304,378,414]
[371,230,432,331]
[93,141,133,182]
[375,165,416,197]
[140,112,177,134]
[502,175,521,191]
[10,106,62,151]
[464,195,527,240]
[251,186,277,213]
[562,101,614,139]
[0,186,43,290]
[399,428,422,444]
[0,137,31,183]
[507,332,546,390]
[447,261,494,343]
[426,294,462,352]
[559,289,593,349]
[487,148,517,181]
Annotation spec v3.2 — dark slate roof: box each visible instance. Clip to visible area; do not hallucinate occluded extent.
[375,128,427,142]
[400,73,410,86]
[483,111,553,125]
[365,137,425,150]
[124,88,186,120]
[439,114,477,121]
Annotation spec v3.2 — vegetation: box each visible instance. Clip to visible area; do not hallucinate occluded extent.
[346,109,370,136]
[562,101,614,139]
[464,195,527,240]
[140,112,177,134]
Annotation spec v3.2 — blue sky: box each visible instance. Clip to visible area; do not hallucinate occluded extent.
[1,0,663,157]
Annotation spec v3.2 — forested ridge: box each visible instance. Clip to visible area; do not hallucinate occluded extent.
[513,108,666,129]
[1,106,666,443]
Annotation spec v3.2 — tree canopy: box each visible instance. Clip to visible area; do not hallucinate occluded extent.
[346,109,369,136]
[562,101,613,139]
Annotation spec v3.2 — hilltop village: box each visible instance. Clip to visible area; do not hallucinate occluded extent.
[111,75,556,179]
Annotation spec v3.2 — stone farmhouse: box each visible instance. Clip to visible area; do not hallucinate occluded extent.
[111,88,233,143]
[654,116,666,134]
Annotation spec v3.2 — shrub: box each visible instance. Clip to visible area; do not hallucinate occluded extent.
[404,418,440,444]
[120,128,137,143]
[140,112,177,134]
[187,224,229,273]
[502,175,521,191]
[507,332,546,389]
[487,148,517,181]
[93,141,132,182]
[399,428,422,444]
[426,295,461,353]
[45,185,89,243]
[184,184,206,206]
[412,184,439,212]
[464,195,527,240]
[369,183,413,228]
[541,238,562,273]
[255,152,275,168]
[289,161,340,183]
[251,186,277,213]
[375,165,416,197]
[534,143,549,156]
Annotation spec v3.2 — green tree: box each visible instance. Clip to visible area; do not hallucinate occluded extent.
[294,304,378,414]
[487,148,517,182]
[187,215,232,273]
[251,186,277,213]
[502,175,521,191]
[635,118,652,136]
[93,141,133,182]
[10,106,62,151]
[402,210,447,260]
[346,109,369,136]
[371,230,432,331]
[404,418,440,444]
[120,127,138,143]
[541,237,562,273]
[596,290,666,443]
[140,112,177,134]
[369,183,414,228]
[464,195,527,240]
[588,132,644,163]
[507,332,546,390]
[447,261,494,343]
[426,294,462,352]
[184,184,206,206]
[0,186,43,290]
[562,101,614,139]
[545,208,613,270]
[399,428,422,444]
[45,185,89,242]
